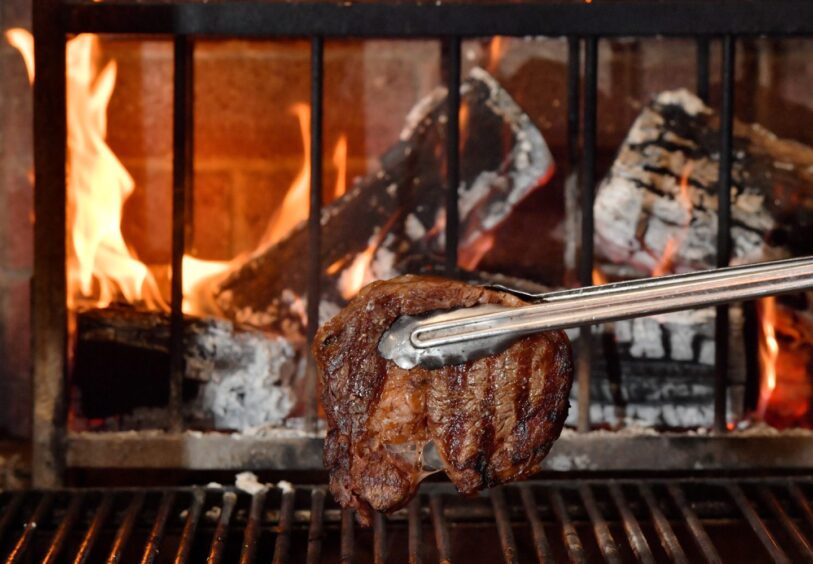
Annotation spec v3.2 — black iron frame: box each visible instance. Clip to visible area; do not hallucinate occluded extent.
[31,0,813,486]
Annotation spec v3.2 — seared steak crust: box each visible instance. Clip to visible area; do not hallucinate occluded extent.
[314,275,573,525]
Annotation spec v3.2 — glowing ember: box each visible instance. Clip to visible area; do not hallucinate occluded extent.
[652,162,693,276]
[487,36,505,75]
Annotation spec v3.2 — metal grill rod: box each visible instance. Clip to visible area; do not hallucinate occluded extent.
[207,491,237,564]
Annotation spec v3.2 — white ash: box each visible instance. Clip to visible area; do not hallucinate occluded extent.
[235,471,267,495]
[655,88,710,116]
[405,213,427,240]
[197,333,296,431]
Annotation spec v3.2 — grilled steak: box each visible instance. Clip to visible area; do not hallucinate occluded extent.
[313,275,573,525]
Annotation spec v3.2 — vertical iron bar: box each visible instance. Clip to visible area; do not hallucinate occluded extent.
[207,491,237,564]
[430,494,452,564]
[176,489,205,564]
[141,492,176,564]
[578,36,598,433]
[726,484,790,564]
[567,37,581,168]
[306,488,326,564]
[608,484,654,564]
[32,0,68,488]
[7,493,53,563]
[666,484,721,564]
[519,486,554,563]
[240,489,267,564]
[696,38,711,103]
[443,36,462,277]
[490,488,518,564]
[579,485,621,564]
[340,508,355,564]
[638,485,688,564]
[305,36,325,433]
[272,486,297,564]
[170,35,194,433]
[107,492,145,563]
[74,493,115,564]
[549,489,586,564]
[758,486,813,560]
[43,493,84,564]
[714,35,735,433]
[373,512,387,564]
[408,497,423,564]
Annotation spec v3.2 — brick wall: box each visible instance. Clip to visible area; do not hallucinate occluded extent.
[5,20,813,438]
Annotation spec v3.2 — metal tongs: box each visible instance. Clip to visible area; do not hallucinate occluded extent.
[378,256,813,369]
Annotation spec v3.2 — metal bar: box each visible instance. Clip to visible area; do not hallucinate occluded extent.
[608,484,654,564]
[638,484,688,564]
[176,488,206,564]
[240,489,267,564]
[726,484,790,564]
[567,37,581,168]
[788,483,813,533]
[696,37,710,102]
[666,484,721,564]
[169,34,194,433]
[32,0,68,489]
[758,486,813,561]
[578,35,598,433]
[107,491,145,563]
[63,2,813,37]
[374,512,387,564]
[714,34,736,433]
[272,486,297,564]
[408,497,423,564]
[305,35,324,433]
[443,36,462,277]
[306,488,325,564]
[74,493,115,564]
[7,493,53,563]
[519,486,554,563]
[207,491,237,564]
[141,491,176,564]
[43,493,84,564]
[340,508,354,564]
[490,488,519,564]
[430,494,452,564]
[579,484,622,564]
[0,493,25,547]
[549,489,586,564]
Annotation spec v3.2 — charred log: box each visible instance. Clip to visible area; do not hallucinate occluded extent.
[214,67,554,332]
[74,306,296,431]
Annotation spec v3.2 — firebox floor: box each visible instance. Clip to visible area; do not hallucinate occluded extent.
[1,476,812,563]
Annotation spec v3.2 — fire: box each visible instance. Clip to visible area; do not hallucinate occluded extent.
[757,296,779,418]
[337,244,377,300]
[487,37,505,75]
[652,162,693,276]
[592,268,608,286]
[332,135,348,199]
[8,30,166,310]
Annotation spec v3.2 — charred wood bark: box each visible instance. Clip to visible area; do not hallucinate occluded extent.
[73,306,296,431]
[214,67,554,333]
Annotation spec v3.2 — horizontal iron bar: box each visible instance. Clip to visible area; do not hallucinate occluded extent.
[63,1,813,37]
[66,431,813,471]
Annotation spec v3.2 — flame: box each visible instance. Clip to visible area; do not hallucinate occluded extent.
[652,163,693,276]
[487,37,505,75]
[757,297,779,419]
[8,30,166,310]
[337,244,377,300]
[332,135,348,199]
[592,268,608,286]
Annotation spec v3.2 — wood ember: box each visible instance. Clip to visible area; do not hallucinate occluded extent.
[74,306,296,431]
[214,67,554,333]
[594,88,813,274]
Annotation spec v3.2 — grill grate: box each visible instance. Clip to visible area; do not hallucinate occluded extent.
[3,478,813,563]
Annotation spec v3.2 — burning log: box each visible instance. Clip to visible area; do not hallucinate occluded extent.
[73,306,296,431]
[214,67,554,333]
[591,89,813,428]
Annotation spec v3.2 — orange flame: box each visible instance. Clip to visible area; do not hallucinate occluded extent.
[757,297,779,419]
[592,268,608,286]
[487,37,505,75]
[652,162,693,276]
[8,30,166,310]
[332,135,348,199]
[337,244,377,300]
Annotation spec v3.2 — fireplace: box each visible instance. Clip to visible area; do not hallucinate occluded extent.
[4,0,813,561]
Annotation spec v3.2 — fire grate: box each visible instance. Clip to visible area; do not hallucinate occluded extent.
[3,477,813,563]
